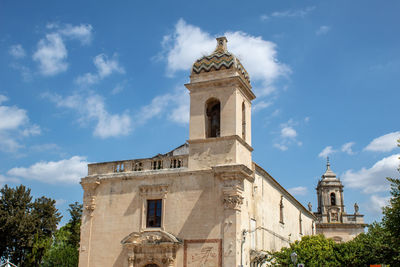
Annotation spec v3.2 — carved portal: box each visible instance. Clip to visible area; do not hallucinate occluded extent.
[121,230,182,267]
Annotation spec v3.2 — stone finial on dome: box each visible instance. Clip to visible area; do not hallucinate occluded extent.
[215,36,228,53]
[322,157,337,179]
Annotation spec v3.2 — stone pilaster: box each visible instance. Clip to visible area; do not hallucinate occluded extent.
[213,164,253,267]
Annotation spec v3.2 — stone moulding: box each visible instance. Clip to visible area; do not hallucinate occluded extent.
[185,75,256,102]
[212,163,254,182]
[139,184,169,198]
[188,134,254,152]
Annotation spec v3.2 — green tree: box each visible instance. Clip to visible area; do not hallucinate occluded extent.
[0,185,61,266]
[268,235,340,266]
[42,202,83,267]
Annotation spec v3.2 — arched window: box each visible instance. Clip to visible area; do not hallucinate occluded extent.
[242,102,246,140]
[206,98,220,138]
[330,192,336,206]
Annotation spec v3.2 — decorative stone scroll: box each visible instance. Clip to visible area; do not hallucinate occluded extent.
[81,178,100,216]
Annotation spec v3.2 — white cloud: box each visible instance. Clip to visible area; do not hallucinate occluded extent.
[0,95,9,105]
[159,19,290,97]
[0,174,20,186]
[76,53,125,85]
[136,86,189,125]
[318,146,336,158]
[33,33,68,76]
[94,54,125,78]
[33,23,93,76]
[273,143,288,151]
[58,24,93,45]
[260,14,269,21]
[368,194,390,214]
[342,154,399,193]
[111,84,124,95]
[316,25,331,35]
[252,100,272,113]
[44,92,131,138]
[9,44,26,58]
[281,126,297,138]
[288,186,308,196]
[55,199,67,206]
[7,156,88,184]
[0,96,40,152]
[274,120,302,151]
[270,6,315,18]
[364,131,400,152]
[0,107,35,138]
[341,142,355,155]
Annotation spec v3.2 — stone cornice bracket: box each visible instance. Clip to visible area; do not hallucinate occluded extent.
[222,185,244,211]
[81,178,100,216]
[212,164,254,183]
[139,184,169,198]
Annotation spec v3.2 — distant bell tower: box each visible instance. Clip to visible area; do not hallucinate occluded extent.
[185,37,256,170]
[314,158,366,242]
[316,158,345,222]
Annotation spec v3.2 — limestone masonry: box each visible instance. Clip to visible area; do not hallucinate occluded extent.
[78,37,364,267]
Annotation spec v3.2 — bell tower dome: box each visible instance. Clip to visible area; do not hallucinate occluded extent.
[185,37,256,170]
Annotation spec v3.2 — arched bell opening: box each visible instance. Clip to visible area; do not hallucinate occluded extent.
[330,192,336,206]
[205,98,221,138]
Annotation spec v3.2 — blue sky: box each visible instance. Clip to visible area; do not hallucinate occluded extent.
[0,0,399,225]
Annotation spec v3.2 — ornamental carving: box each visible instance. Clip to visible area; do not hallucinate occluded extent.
[122,230,181,267]
[81,179,100,215]
[139,184,169,198]
[222,185,244,211]
[223,194,244,210]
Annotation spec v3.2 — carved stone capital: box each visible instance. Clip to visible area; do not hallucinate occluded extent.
[223,194,244,210]
[81,179,100,216]
[222,185,244,211]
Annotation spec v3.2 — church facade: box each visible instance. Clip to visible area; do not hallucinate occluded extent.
[78,37,317,267]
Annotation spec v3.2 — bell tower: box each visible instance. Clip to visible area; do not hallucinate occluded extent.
[315,158,345,223]
[185,37,256,170]
[313,158,366,242]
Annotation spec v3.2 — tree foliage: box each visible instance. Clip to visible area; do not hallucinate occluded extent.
[42,202,83,267]
[0,184,61,266]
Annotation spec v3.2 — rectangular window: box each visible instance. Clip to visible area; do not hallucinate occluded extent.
[146,199,162,228]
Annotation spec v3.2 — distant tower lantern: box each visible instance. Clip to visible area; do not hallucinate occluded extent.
[313,159,366,242]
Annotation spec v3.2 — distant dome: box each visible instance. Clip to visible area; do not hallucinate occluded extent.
[191,37,250,84]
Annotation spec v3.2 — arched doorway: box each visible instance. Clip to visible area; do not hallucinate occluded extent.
[144,264,159,267]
